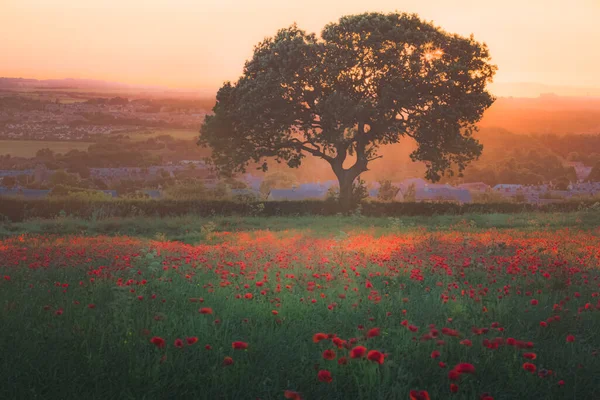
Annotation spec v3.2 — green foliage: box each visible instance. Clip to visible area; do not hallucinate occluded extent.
[376,180,400,202]
[326,179,368,206]
[443,129,584,186]
[1,176,17,188]
[50,170,79,187]
[2,198,599,223]
[472,190,513,204]
[402,183,417,202]
[259,171,299,196]
[49,186,113,201]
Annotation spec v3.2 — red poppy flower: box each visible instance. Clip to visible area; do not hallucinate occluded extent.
[232,341,248,350]
[530,299,538,305]
[409,390,430,400]
[431,350,440,359]
[223,356,234,366]
[366,327,380,338]
[199,307,213,314]
[150,336,165,349]
[408,325,419,332]
[441,327,460,337]
[338,357,348,365]
[322,349,336,360]
[367,350,385,364]
[186,337,198,345]
[313,333,328,343]
[566,334,575,343]
[459,339,472,347]
[523,362,536,373]
[332,337,345,348]
[174,338,184,348]
[455,363,476,374]
[284,390,302,400]
[450,383,459,393]
[523,352,536,360]
[448,369,461,380]
[350,346,367,358]
[317,370,333,383]
[539,321,548,327]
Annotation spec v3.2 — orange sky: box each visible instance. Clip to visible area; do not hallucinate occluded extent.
[1,0,599,95]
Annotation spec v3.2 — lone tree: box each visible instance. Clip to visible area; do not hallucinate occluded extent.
[199,12,496,208]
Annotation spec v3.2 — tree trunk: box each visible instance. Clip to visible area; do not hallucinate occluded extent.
[330,140,368,213]
[338,174,355,213]
[333,164,365,213]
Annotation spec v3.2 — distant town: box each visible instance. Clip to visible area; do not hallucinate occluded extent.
[0,94,207,141]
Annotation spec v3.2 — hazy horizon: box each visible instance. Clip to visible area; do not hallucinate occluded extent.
[2,0,599,97]
[4,75,600,99]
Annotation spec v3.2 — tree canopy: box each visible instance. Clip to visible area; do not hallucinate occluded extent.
[199,12,496,206]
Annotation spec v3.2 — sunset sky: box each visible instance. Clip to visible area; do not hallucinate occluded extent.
[1,0,599,96]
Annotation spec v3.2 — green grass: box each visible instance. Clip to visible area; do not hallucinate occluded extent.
[1,211,598,242]
[0,140,93,157]
[0,215,599,399]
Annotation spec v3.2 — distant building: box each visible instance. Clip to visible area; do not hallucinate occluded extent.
[458,182,490,192]
[0,188,50,198]
[493,184,524,194]
[0,169,34,178]
[368,187,380,198]
[267,186,328,201]
[243,174,264,191]
[399,178,428,189]
[415,187,472,204]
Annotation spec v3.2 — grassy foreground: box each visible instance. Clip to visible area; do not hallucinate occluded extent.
[1,215,599,399]
[1,211,599,241]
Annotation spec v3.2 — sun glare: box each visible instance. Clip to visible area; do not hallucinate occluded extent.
[423,49,444,62]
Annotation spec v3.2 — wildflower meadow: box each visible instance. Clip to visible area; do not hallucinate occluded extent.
[1,224,599,399]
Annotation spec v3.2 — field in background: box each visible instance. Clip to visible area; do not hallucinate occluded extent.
[0,218,599,399]
[122,129,199,141]
[0,129,198,158]
[0,140,93,157]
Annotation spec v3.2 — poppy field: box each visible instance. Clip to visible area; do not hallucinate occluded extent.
[1,226,599,399]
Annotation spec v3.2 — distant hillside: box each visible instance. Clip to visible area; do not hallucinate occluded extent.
[480,94,600,134]
[489,82,600,98]
[0,77,216,100]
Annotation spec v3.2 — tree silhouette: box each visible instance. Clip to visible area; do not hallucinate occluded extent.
[200,12,496,208]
